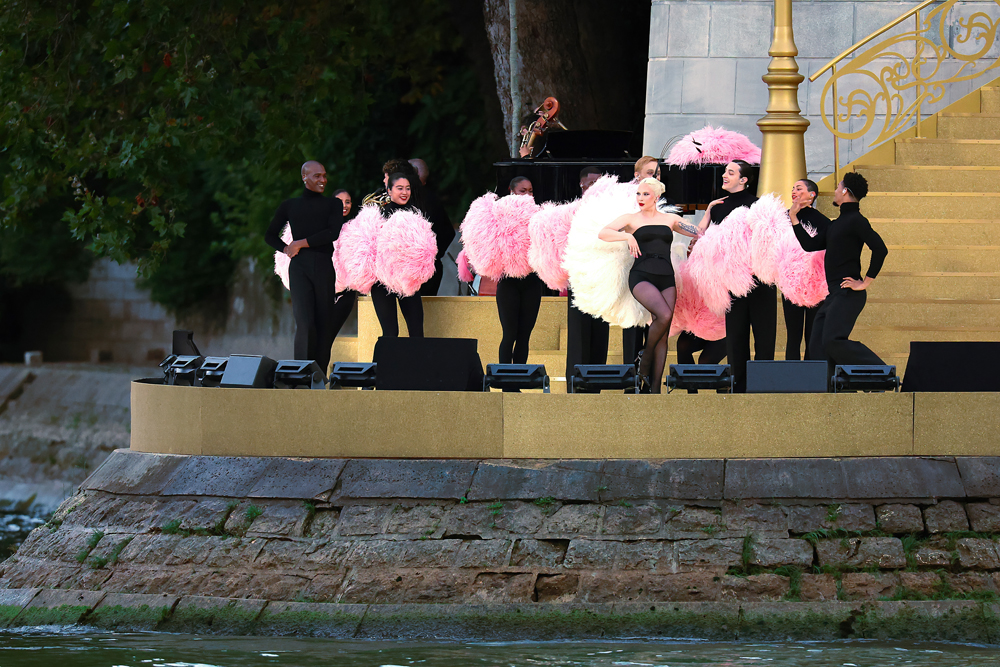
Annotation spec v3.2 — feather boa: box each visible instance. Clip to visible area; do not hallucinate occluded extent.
[671,259,727,341]
[375,207,437,297]
[334,205,383,295]
[563,175,651,329]
[273,224,293,290]
[748,193,786,286]
[528,200,579,291]
[666,125,762,168]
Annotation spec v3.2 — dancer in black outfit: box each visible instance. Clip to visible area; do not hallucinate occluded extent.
[697,160,773,393]
[792,171,888,375]
[265,161,344,373]
[328,188,359,344]
[782,179,824,360]
[622,156,661,367]
[410,159,455,297]
[369,173,425,338]
[566,167,610,383]
[600,178,700,393]
[496,178,544,366]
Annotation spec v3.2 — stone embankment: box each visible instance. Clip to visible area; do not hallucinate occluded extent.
[0,364,138,513]
[5,452,1000,640]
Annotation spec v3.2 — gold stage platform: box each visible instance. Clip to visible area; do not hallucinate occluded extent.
[131,380,1000,459]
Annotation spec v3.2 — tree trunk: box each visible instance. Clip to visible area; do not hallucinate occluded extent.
[482,0,651,158]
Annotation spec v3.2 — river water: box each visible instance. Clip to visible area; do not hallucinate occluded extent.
[1,631,999,666]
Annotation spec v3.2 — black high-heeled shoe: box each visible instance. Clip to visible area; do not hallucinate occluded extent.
[639,374,653,394]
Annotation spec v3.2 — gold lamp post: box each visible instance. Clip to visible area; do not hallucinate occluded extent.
[756,0,809,206]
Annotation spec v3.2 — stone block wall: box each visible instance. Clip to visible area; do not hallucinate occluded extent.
[36,259,295,365]
[7,452,1000,608]
[644,1,1000,177]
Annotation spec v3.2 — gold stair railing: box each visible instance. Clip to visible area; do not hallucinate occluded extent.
[809,0,1000,182]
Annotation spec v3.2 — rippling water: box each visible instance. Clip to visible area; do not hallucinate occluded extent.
[2,630,999,667]
[0,510,46,562]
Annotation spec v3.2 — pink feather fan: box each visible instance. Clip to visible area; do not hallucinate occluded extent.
[776,220,829,308]
[492,194,539,278]
[748,193,787,286]
[335,204,383,295]
[456,249,475,283]
[528,199,580,291]
[671,260,726,341]
[375,207,437,297]
[666,125,762,168]
[273,224,293,290]
[459,192,504,280]
[686,206,755,316]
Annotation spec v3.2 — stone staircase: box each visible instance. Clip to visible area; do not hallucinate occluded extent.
[828,80,1000,376]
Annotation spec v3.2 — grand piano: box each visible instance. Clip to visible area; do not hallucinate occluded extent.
[494,130,727,207]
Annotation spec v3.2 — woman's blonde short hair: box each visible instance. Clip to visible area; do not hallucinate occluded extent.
[634,155,658,175]
[639,177,665,198]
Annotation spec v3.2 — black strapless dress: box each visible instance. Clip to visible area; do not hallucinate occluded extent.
[628,225,675,292]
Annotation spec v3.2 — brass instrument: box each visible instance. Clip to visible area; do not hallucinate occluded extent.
[518,97,567,158]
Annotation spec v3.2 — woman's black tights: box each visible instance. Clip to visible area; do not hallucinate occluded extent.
[496,274,544,364]
[370,282,423,338]
[630,282,677,393]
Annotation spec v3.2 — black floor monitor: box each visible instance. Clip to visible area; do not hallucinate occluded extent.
[746,360,828,393]
[903,342,1000,392]
[373,338,483,391]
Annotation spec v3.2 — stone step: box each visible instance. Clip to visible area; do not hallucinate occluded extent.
[862,245,1000,273]
[871,219,1000,246]
[873,273,1000,300]
[896,138,1000,166]
[937,113,1000,140]
[854,299,1000,330]
[856,165,1000,193]
[857,193,1000,220]
[982,87,1000,114]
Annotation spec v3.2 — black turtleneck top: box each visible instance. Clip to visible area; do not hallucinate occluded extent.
[710,187,758,225]
[265,188,343,254]
[793,201,888,292]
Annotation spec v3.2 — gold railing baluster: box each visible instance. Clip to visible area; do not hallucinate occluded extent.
[810,0,1000,155]
[832,64,840,185]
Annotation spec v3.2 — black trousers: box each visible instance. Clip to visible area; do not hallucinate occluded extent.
[782,296,818,361]
[808,287,884,374]
[370,283,424,338]
[725,279,777,393]
[418,259,444,297]
[676,332,727,365]
[565,289,609,379]
[622,326,648,365]
[496,274,544,364]
[288,251,337,373]
[331,290,358,341]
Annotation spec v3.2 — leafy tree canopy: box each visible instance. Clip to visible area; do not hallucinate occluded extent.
[1,0,493,312]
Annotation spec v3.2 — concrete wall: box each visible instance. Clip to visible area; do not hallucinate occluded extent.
[644,1,1000,179]
[38,259,297,365]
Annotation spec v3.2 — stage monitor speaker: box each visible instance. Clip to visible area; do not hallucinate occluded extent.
[373,338,483,391]
[746,360,828,393]
[903,342,1000,392]
[220,354,277,388]
[172,330,200,356]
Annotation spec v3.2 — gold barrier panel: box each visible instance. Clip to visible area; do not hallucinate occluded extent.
[129,381,948,459]
[913,392,1000,456]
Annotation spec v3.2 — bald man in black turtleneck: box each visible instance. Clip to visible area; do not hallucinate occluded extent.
[265,161,344,373]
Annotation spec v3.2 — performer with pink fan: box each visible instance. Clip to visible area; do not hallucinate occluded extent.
[369,173,437,338]
[696,160,774,393]
[782,179,827,360]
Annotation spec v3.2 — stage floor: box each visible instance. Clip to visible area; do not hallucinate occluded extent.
[131,381,1000,459]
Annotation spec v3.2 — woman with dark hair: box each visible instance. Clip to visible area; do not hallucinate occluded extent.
[331,189,353,219]
[782,179,826,360]
[495,178,543,368]
[329,189,358,344]
[698,159,774,393]
[369,173,425,338]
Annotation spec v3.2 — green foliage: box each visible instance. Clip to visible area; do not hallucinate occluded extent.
[488,502,504,516]
[826,504,842,523]
[0,0,495,314]
[245,504,263,523]
[161,519,183,535]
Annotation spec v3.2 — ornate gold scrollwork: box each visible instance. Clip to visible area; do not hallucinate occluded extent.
[816,0,1000,147]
